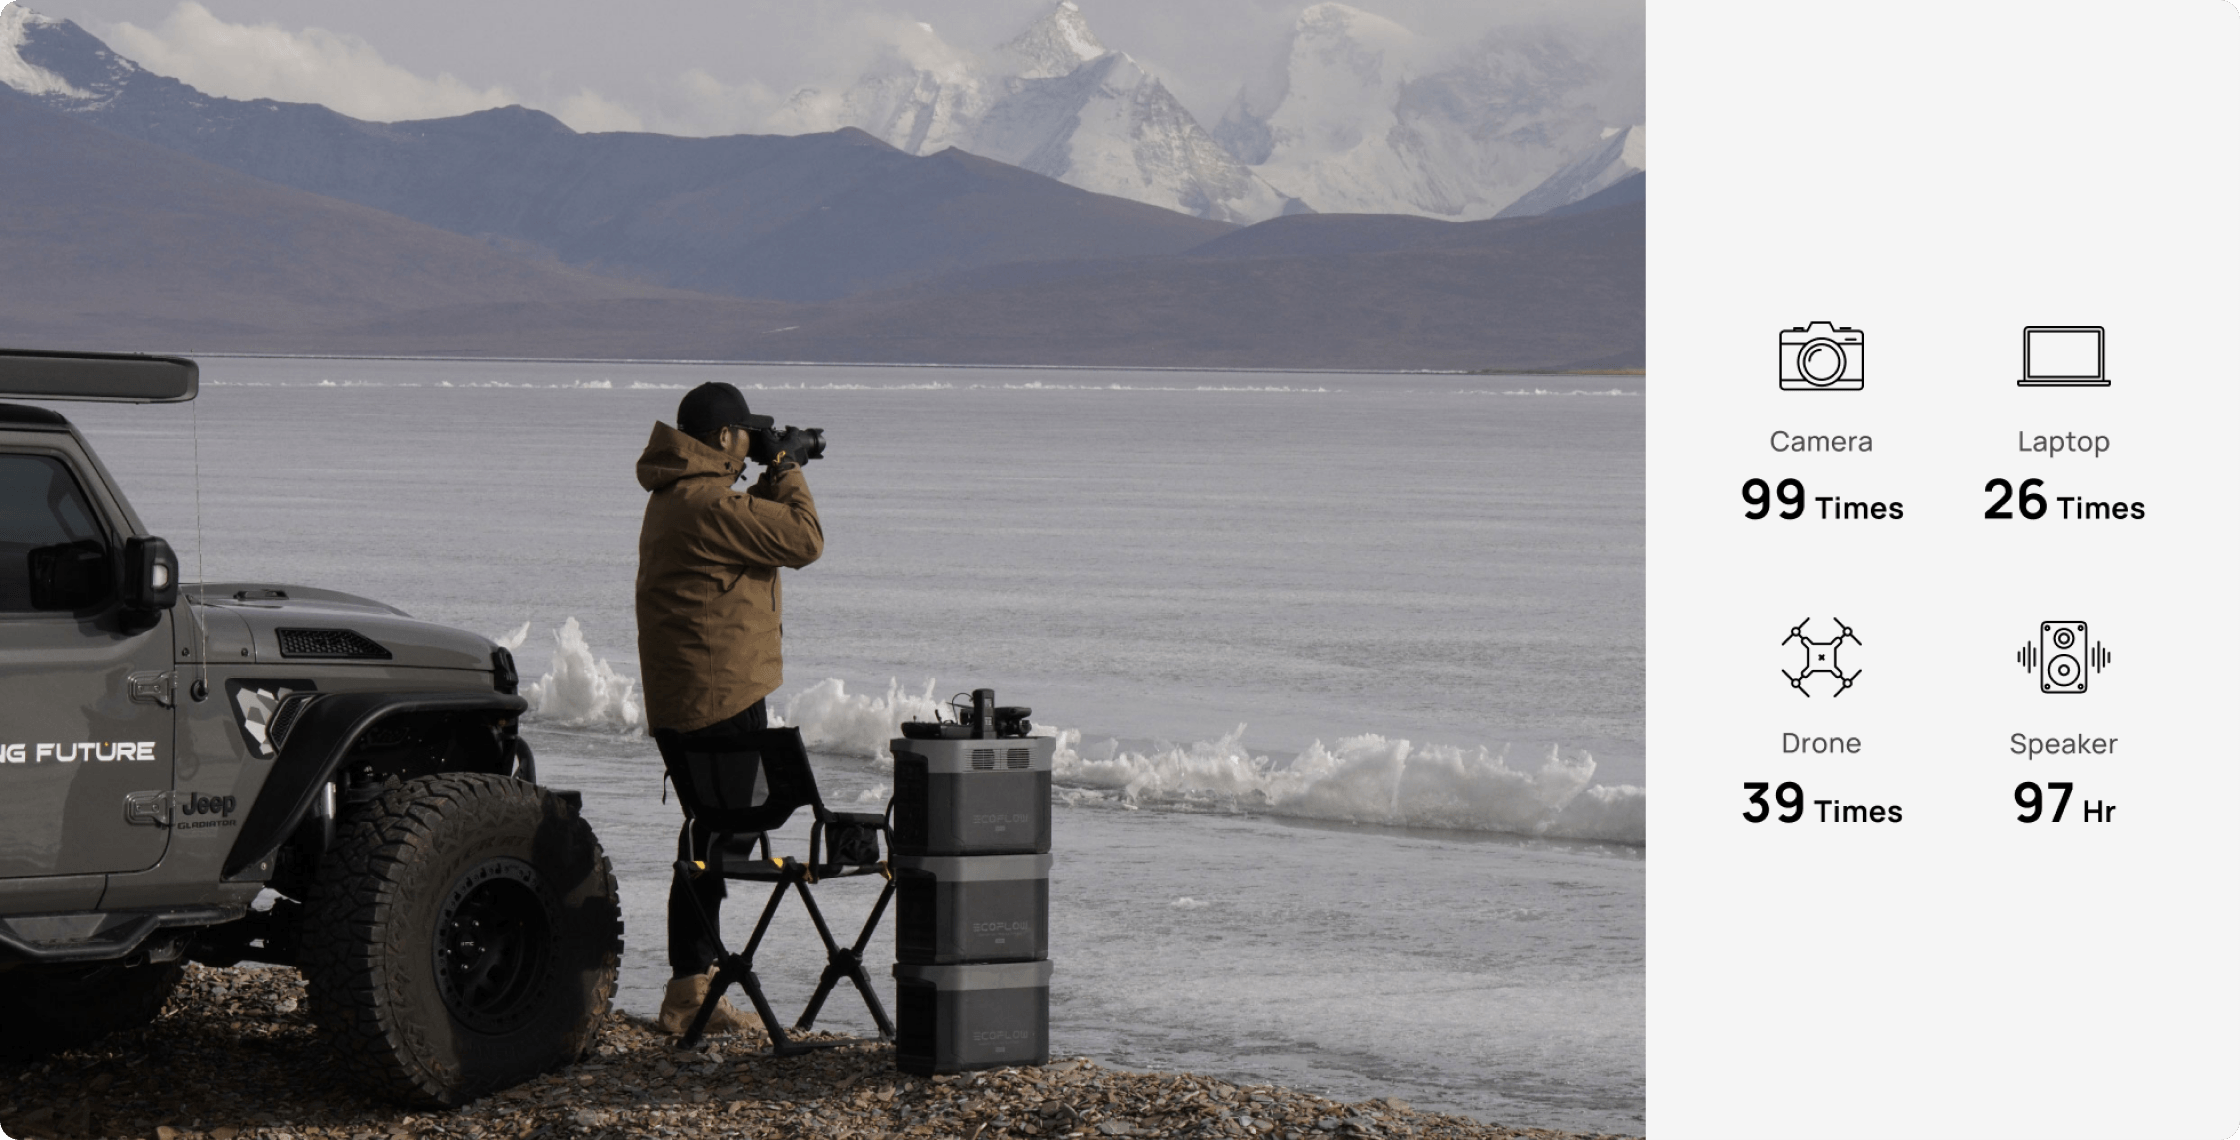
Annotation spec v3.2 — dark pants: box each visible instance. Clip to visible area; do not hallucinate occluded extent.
[667,699,768,979]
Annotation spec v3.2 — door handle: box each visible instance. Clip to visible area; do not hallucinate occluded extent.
[124,790,172,827]
[128,670,176,708]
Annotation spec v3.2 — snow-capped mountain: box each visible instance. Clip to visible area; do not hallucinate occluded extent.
[1226,3,1644,220]
[2,3,91,99]
[999,0,1106,78]
[2,2,161,114]
[773,2,1299,224]
[780,2,1642,223]
[1498,125,1646,218]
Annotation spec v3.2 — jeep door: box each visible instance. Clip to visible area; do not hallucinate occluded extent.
[0,434,175,884]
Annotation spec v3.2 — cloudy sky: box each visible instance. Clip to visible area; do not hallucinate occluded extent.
[19,0,1640,135]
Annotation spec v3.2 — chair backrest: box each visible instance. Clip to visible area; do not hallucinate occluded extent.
[655,725,824,836]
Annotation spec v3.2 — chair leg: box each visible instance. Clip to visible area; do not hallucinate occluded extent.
[790,881,844,1030]
[732,966,807,1056]
[678,873,799,1052]
[725,875,852,1057]
[841,880,899,1039]
[684,948,815,1054]
[683,860,898,1054]
[742,875,791,958]
[791,878,898,1039]
[680,955,738,1049]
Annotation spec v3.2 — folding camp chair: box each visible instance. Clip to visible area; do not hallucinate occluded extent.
[654,725,897,1053]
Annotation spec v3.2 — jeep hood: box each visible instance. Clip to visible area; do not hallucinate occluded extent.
[186,583,495,672]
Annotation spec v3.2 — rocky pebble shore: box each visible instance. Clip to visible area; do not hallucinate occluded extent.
[0,966,1636,1140]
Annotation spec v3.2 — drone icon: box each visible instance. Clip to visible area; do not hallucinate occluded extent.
[1782,616,1862,697]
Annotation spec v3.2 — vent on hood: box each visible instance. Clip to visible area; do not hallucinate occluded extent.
[276,628,392,660]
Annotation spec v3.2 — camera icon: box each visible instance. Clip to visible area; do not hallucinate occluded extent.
[1778,321,1865,390]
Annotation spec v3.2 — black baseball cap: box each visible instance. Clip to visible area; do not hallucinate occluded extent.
[676,381,773,437]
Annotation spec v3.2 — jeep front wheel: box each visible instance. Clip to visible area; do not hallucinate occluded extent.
[300,773,622,1105]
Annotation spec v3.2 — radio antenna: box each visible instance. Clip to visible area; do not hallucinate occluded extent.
[190,395,209,702]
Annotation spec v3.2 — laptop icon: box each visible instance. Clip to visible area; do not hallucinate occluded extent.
[2019,326,2109,387]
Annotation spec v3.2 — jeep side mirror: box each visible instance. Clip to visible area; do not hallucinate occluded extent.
[123,535,180,611]
[27,539,111,610]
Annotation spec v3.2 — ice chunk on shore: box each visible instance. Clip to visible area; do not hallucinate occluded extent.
[779,677,945,762]
[519,618,641,731]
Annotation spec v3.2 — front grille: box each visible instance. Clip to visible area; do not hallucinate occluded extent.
[276,628,392,659]
[971,749,995,771]
[1006,748,1030,769]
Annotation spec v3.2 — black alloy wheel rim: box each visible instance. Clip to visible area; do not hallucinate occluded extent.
[432,857,557,1035]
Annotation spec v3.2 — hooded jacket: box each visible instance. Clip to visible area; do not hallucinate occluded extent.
[634,422,823,732]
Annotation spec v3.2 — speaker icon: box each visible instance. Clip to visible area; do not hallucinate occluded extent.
[2016,620,2110,694]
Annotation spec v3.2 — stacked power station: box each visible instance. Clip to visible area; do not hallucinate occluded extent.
[889,689,1054,1074]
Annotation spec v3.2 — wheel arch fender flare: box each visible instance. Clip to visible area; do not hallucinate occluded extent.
[223,691,530,879]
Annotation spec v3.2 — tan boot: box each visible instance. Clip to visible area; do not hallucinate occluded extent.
[658,970,756,1036]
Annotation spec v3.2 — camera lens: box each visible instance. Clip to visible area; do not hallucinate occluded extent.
[1798,339,1848,385]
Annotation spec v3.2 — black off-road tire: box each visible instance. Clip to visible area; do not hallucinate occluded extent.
[300,773,622,1106]
[0,959,182,1060]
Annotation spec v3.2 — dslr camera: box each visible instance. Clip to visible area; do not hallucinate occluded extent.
[748,424,828,465]
[1778,322,1865,390]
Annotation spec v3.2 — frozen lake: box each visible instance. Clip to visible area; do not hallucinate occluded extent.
[55,357,1643,1134]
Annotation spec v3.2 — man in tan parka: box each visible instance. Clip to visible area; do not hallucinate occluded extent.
[635,381,823,1033]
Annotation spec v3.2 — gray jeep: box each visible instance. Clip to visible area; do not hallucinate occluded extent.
[0,350,623,1106]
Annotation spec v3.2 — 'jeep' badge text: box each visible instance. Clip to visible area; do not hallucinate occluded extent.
[179,793,237,817]
[176,792,240,830]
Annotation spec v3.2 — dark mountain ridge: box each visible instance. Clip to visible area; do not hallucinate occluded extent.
[773,197,1645,371]
[0,84,795,350]
[10,14,1231,303]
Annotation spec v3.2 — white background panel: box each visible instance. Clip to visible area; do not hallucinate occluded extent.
[1648,2,2238,1136]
